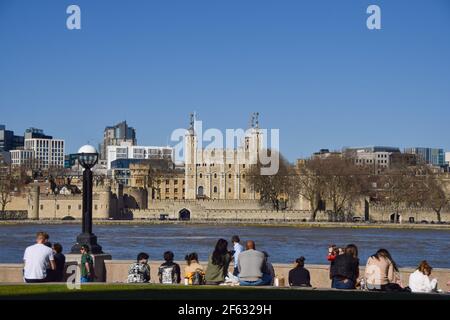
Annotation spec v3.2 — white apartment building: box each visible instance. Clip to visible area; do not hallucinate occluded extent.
[446,152,450,165]
[106,143,174,169]
[10,149,34,168]
[24,138,65,169]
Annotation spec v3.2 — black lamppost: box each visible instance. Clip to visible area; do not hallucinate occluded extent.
[71,145,103,254]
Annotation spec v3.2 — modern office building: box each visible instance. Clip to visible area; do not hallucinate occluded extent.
[403,147,445,166]
[10,149,34,168]
[24,127,53,140]
[24,137,65,169]
[343,146,401,174]
[100,121,137,160]
[106,143,174,170]
[0,125,24,152]
[445,152,450,165]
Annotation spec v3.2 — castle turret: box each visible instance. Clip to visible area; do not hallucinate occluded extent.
[185,113,198,200]
[28,185,40,220]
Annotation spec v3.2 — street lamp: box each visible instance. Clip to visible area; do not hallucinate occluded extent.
[71,145,103,254]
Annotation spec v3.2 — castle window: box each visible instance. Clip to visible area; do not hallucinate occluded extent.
[56,205,60,210]
[228,174,232,179]
[174,180,178,185]
[199,174,203,178]
[165,180,170,185]
[78,205,81,210]
[229,164,232,168]
[40,205,44,210]
[214,173,217,179]
[94,205,98,210]
[214,186,218,193]
[174,188,178,193]
[242,174,246,179]
[228,188,232,193]
[243,188,246,193]
[243,164,246,168]
[165,188,170,193]
[68,205,71,210]
[183,180,185,185]
[174,197,178,200]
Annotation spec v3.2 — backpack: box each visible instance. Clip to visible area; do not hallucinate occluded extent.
[187,270,205,285]
[127,263,150,283]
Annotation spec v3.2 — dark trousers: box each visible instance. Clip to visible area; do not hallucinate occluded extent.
[332,277,355,290]
[25,279,47,284]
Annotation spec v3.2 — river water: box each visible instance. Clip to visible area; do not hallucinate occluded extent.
[0,224,449,268]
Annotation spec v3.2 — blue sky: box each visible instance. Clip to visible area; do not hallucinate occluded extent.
[1,0,449,161]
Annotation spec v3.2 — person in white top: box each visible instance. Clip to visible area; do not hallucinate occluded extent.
[23,232,56,283]
[231,235,244,276]
[408,260,438,293]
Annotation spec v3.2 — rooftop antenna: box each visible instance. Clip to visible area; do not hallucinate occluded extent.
[249,113,255,129]
[189,112,195,130]
[255,112,260,128]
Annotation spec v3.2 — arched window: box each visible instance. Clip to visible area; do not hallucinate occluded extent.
[228,188,232,193]
[214,173,217,179]
[228,174,232,179]
[197,186,204,197]
[243,188,246,193]
[199,173,203,178]
[213,186,218,193]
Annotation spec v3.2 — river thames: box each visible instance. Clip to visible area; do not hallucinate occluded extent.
[0,224,449,268]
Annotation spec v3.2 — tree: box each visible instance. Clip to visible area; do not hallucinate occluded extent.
[246,151,297,211]
[319,155,370,221]
[379,165,417,223]
[421,170,449,224]
[295,158,324,221]
[0,165,27,213]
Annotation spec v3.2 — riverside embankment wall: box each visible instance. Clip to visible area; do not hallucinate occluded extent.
[1,261,449,290]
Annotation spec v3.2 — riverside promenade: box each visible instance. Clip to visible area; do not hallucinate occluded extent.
[1,261,450,291]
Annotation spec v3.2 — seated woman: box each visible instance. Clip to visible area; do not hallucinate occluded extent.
[365,249,402,291]
[409,261,438,293]
[288,257,311,287]
[184,252,205,285]
[204,239,231,285]
[330,244,359,290]
[127,252,151,283]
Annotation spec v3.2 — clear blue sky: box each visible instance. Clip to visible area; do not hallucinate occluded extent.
[1,0,449,161]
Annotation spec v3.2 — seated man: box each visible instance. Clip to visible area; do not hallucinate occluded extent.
[238,240,272,286]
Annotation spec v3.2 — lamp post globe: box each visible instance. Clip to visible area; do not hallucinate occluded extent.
[71,145,103,254]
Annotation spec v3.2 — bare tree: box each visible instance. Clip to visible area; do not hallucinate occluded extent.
[378,165,417,223]
[319,155,370,221]
[296,158,324,221]
[246,151,297,211]
[0,165,27,213]
[421,170,449,223]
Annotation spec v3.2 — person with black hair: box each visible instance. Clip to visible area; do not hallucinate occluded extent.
[158,251,181,284]
[184,252,205,285]
[330,244,359,290]
[80,244,95,283]
[51,243,66,282]
[289,257,311,287]
[365,248,402,291]
[205,239,231,285]
[127,252,151,283]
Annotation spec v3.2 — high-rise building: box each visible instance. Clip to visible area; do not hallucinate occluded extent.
[24,127,53,140]
[445,152,450,165]
[0,125,24,152]
[403,147,445,166]
[100,121,137,160]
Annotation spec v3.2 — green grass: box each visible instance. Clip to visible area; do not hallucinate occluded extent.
[0,284,448,300]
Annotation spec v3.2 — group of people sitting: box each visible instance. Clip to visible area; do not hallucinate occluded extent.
[327,243,440,293]
[128,236,281,287]
[21,232,444,293]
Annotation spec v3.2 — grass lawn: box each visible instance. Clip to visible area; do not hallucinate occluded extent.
[0,284,449,300]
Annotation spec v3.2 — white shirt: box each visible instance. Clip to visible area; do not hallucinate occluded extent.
[408,270,438,293]
[23,244,54,280]
[233,243,244,268]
